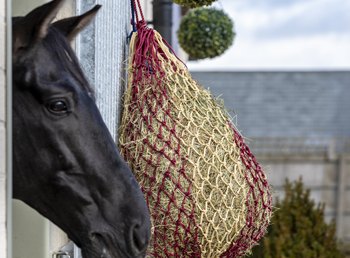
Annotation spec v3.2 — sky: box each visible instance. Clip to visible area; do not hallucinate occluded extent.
[187,0,350,71]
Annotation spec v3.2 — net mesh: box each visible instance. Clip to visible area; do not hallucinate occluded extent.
[119,23,272,257]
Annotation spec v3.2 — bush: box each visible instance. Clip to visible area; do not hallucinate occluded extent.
[250,179,344,258]
[173,0,217,8]
[177,8,235,60]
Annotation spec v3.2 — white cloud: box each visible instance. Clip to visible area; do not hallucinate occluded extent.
[188,34,350,70]
[188,0,350,70]
[255,0,350,37]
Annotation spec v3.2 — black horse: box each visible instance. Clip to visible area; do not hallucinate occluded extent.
[12,0,151,257]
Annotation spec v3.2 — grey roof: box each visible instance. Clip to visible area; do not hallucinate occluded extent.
[191,71,350,138]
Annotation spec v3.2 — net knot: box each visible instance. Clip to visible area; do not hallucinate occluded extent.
[137,20,147,30]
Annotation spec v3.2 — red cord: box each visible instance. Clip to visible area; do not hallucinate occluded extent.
[132,0,145,24]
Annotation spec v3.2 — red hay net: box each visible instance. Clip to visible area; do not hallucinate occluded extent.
[119,3,272,256]
[122,23,201,257]
[221,126,272,257]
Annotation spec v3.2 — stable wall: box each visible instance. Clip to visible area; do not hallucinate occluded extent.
[0,0,7,256]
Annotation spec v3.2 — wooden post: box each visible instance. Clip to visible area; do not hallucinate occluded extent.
[0,10,7,256]
[0,0,12,257]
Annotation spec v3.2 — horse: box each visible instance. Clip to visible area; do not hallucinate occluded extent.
[12,0,151,257]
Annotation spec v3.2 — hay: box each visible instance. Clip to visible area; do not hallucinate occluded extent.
[119,25,272,257]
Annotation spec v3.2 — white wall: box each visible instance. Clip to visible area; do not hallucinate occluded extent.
[76,0,131,140]
[0,0,7,256]
[259,151,350,242]
[141,0,152,22]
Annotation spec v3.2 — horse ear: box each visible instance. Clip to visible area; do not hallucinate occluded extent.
[13,0,64,52]
[23,0,64,41]
[53,5,101,41]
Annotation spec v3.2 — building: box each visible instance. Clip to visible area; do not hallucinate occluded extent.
[192,71,350,242]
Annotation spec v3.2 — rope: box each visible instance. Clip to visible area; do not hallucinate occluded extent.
[131,0,145,26]
[130,0,137,32]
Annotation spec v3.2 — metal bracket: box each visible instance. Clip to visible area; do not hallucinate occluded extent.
[52,241,82,258]
[52,251,70,258]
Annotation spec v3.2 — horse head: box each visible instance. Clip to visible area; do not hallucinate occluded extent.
[12,0,150,257]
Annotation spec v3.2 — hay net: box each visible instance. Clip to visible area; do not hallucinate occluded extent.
[119,2,272,257]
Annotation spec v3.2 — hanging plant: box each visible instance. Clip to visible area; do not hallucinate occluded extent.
[173,0,217,8]
[177,8,235,60]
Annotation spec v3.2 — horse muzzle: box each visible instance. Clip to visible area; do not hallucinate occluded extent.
[83,223,150,258]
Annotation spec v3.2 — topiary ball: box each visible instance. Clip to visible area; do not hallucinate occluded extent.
[173,0,217,8]
[177,8,235,59]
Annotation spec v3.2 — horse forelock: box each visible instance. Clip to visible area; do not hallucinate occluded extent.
[41,26,95,97]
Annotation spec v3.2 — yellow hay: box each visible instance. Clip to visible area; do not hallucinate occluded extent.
[119,30,271,257]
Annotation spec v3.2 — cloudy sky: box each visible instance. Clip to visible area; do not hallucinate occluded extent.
[187,0,350,71]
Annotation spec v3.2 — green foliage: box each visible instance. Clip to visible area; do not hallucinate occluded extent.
[250,179,344,258]
[177,8,235,60]
[173,0,217,8]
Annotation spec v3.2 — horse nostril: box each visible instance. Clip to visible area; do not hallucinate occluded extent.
[130,223,149,254]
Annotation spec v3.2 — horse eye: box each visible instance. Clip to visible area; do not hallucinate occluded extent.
[48,100,68,114]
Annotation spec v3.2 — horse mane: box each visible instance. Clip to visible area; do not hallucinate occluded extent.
[43,26,95,97]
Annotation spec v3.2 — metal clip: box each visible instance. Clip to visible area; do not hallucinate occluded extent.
[52,251,71,258]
